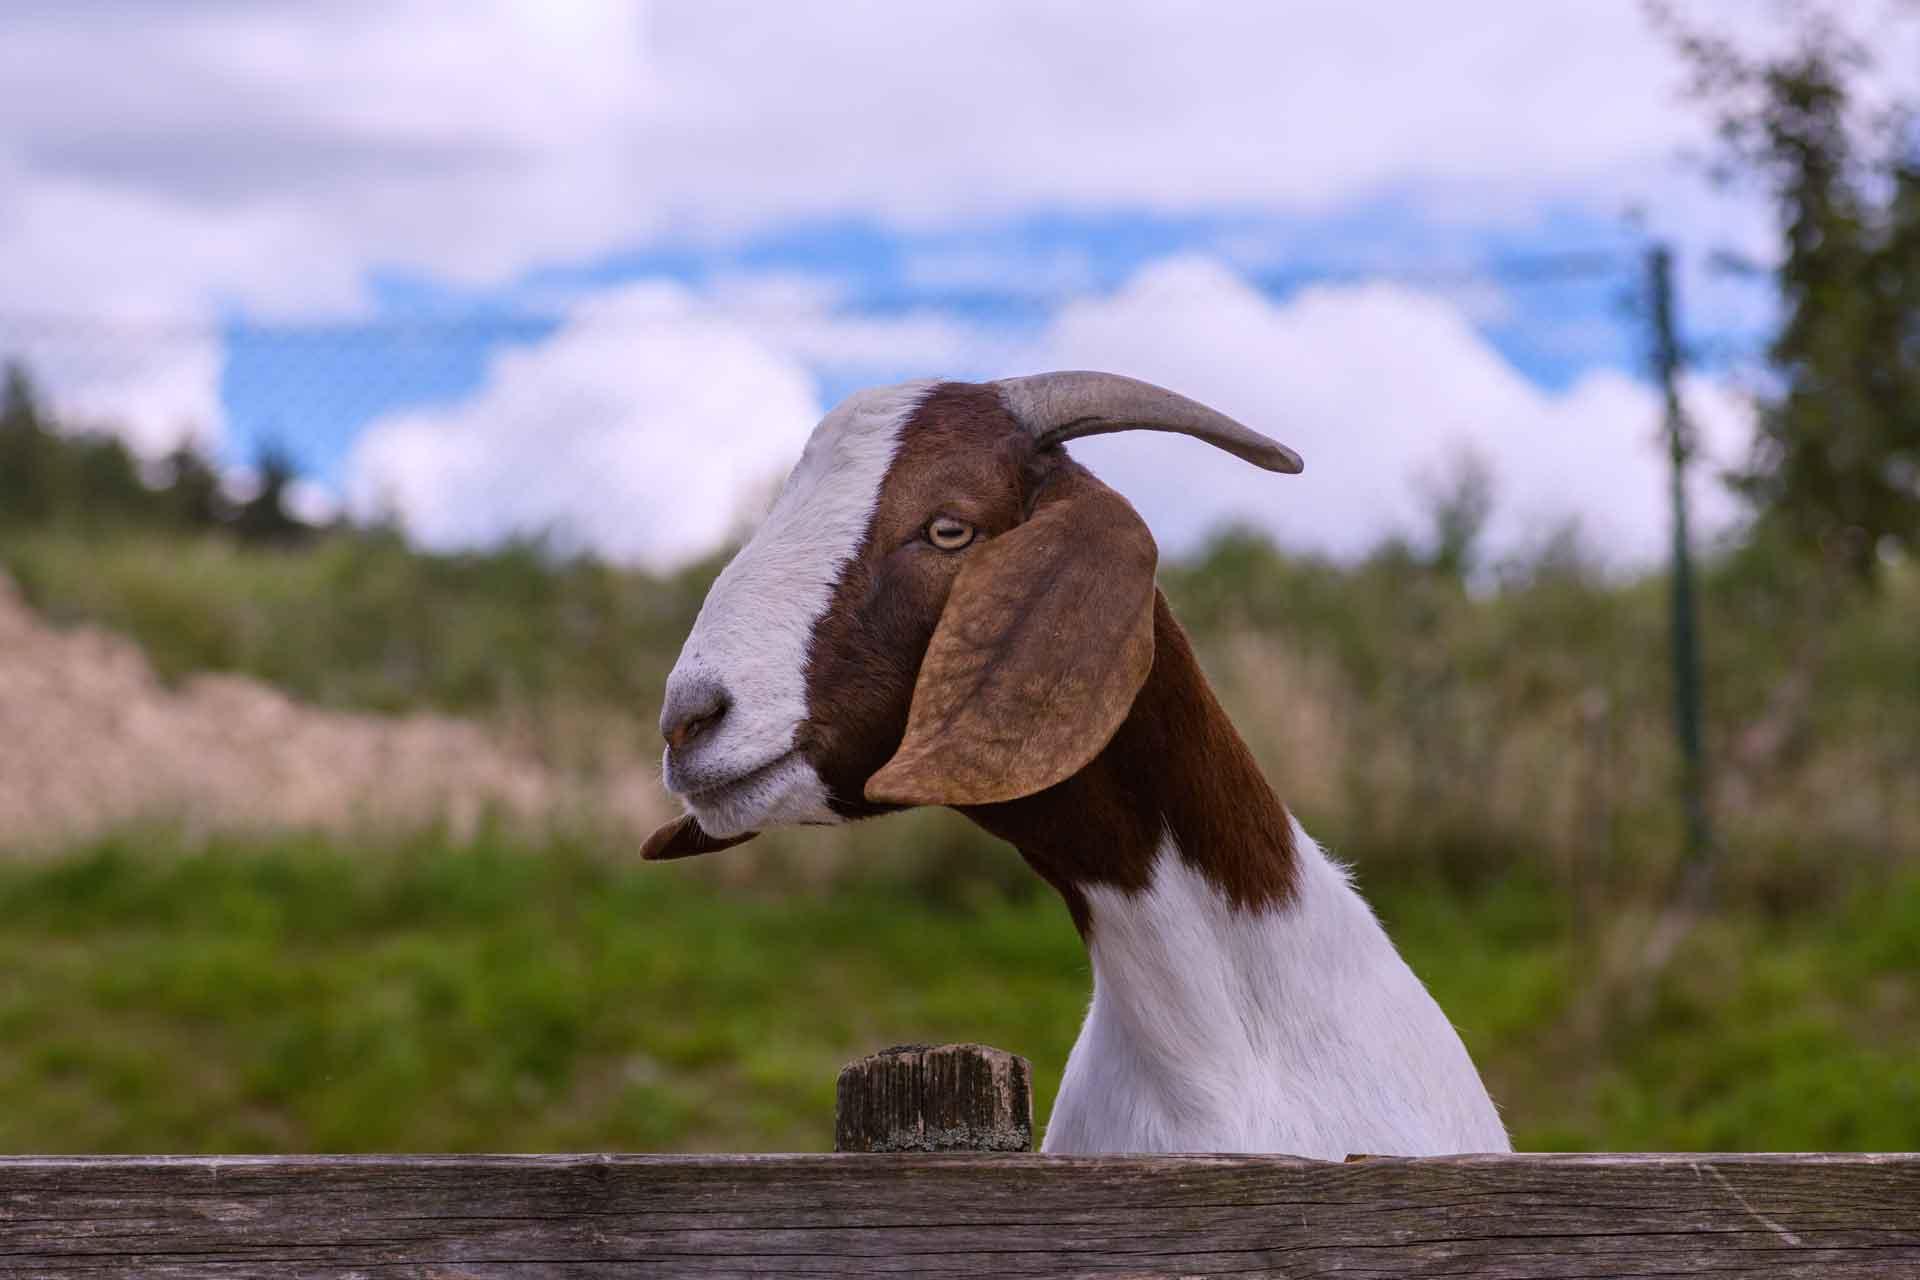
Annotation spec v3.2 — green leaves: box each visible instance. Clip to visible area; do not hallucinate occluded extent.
[1671,17,1920,580]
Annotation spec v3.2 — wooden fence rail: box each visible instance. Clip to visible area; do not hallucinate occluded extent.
[4,1151,1917,1277]
[2,1047,1915,1277]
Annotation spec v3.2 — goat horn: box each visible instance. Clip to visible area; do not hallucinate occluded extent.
[994,371,1303,474]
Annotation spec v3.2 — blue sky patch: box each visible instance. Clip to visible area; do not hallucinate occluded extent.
[217,201,1758,487]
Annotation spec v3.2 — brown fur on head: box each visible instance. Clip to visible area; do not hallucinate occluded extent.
[804,382,1157,817]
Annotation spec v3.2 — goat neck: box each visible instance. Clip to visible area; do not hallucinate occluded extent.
[962,591,1295,934]
[965,602,1510,1157]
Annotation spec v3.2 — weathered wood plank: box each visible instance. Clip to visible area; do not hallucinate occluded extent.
[0,1154,1914,1278]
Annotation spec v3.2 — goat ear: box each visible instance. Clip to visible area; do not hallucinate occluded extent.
[866,469,1157,808]
[641,814,757,861]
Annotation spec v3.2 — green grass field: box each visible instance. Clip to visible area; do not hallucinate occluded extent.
[3,525,1915,1155]
[2,828,1913,1155]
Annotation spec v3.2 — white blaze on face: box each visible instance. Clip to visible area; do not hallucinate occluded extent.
[660,379,934,836]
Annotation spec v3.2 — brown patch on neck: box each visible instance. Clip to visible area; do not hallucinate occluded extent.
[962,593,1299,934]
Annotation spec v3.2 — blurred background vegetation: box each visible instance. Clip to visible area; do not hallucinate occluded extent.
[0,13,1915,1154]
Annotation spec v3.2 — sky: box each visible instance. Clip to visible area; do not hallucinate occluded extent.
[5,0,1906,571]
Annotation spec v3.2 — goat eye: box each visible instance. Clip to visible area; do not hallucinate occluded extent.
[926,516,975,551]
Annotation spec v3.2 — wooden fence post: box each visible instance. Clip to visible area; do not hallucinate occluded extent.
[834,1042,1033,1153]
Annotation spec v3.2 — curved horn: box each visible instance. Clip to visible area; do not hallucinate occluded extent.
[994,371,1303,474]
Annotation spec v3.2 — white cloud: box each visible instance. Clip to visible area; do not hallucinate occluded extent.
[341,274,1022,567]
[345,281,823,571]
[7,0,1813,558]
[701,274,1007,376]
[1,1,1758,324]
[346,259,1752,572]
[284,479,340,527]
[0,1,655,319]
[4,0,1836,466]
[2,313,224,456]
[1025,258,1752,566]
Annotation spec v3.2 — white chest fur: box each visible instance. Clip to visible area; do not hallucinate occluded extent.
[1042,824,1510,1156]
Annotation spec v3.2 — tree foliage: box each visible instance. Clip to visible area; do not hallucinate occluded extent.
[1662,5,1920,580]
[232,442,312,546]
[0,359,310,544]
[0,362,156,529]
[0,362,60,525]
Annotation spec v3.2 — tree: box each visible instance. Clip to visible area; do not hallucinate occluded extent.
[230,441,312,545]
[159,442,227,530]
[0,362,55,526]
[64,432,154,526]
[1660,4,1920,581]
[1418,451,1496,583]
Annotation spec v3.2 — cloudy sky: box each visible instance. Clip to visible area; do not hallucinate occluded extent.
[9,1,1903,570]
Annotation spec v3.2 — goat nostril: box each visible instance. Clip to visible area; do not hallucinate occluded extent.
[683,709,720,746]
[663,687,730,751]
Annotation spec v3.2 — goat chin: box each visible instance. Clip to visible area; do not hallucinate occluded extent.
[1042,822,1511,1158]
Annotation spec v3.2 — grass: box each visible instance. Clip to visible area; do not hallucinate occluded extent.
[0,828,1913,1155]
[0,529,722,714]
[0,829,1088,1153]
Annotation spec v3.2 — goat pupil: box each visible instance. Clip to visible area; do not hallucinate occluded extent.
[929,518,971,549]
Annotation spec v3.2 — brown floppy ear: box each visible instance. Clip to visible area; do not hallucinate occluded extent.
[641,814,757,861]
[866,468,1157,808]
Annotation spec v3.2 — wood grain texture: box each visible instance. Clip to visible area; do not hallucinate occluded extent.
[0,1153,1914,1278]
[834,1043,1033,1152]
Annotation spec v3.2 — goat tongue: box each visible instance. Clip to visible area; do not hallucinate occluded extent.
[641,814,758,861]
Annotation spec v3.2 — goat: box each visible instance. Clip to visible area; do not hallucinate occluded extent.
[644,372,1510,1157]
